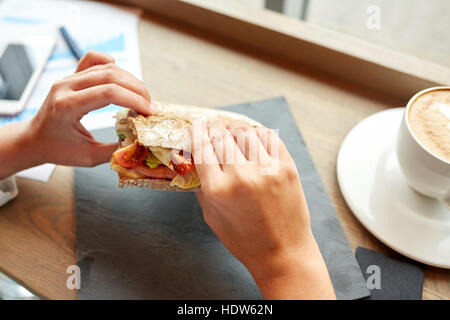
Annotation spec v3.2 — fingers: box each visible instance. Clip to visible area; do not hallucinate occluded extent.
[191,121,223,186]
[84,142,119,167]
[226,120,249,130]
[70,83,153,117]
[72,61,115,78]
[59,51,155,116]
[255,127,276,157]
[228,125,271,164]
[256,127,289,161]
[69,65,151,104]
[76,51,115,73]
[207,119,247,171]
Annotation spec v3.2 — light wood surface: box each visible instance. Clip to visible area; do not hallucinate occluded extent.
[0,10,448,300]
[124,0,450,100]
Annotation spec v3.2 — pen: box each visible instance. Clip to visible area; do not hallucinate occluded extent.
[59,26,83,61]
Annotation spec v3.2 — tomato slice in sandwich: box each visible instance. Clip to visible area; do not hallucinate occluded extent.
[131,164,176,179]
[113,142,148,169]
[170,150,194,176]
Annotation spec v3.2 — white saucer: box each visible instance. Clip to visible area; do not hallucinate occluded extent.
[337,108,450,268]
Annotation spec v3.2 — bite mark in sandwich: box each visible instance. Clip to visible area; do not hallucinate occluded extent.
[111,102,261,192]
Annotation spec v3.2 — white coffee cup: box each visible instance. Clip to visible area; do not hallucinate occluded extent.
[396,86,450,207]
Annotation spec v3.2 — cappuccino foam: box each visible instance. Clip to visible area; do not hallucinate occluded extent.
[408,89,450,162]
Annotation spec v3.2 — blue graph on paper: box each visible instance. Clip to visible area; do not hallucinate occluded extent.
[0,15,45,24]
[50,33,125,62]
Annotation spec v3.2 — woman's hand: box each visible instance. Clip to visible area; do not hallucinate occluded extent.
[28,51,155,167]
[0,51,155,178]
[191,119,336,299]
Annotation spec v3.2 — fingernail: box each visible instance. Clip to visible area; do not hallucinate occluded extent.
[149,101,159,114]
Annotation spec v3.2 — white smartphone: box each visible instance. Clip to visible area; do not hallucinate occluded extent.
[0,33,55,115]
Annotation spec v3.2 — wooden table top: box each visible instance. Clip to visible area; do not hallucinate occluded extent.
[0,11,448,300]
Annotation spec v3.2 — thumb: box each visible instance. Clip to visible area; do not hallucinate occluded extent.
[85,142,119,167]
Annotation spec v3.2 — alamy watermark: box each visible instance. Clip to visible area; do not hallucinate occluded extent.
[366,4,381,30]
[366,264,381,290]
[66,265,81,290]
[190,123,281,176]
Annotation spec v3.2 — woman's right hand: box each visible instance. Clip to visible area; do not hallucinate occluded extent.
[191,119,335,299]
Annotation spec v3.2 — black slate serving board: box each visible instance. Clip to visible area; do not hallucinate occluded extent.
[75,97,370,300]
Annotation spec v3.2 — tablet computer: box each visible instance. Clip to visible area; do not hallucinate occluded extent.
[0,33,55,115]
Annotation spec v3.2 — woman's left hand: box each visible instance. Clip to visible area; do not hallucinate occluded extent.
[28,50,155,167]
[0,51,155,178]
